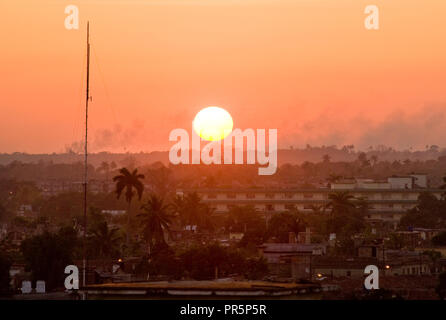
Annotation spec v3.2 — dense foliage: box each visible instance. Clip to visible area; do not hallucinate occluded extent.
[20,227,78,290]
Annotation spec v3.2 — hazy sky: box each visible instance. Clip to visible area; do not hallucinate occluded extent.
[1,0,446,153]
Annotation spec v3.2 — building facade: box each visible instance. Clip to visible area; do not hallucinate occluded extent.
[177,175,442,227]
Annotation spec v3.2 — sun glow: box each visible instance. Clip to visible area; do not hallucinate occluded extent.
[192,106,233,141]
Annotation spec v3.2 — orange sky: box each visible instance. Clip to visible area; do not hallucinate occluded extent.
[1,0,446,153]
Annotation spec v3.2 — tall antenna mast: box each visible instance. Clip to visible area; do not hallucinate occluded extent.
[82,21,91,289]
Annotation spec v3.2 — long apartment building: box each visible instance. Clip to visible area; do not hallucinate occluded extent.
[177,174,442,227]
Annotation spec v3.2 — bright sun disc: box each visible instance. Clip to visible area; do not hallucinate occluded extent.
[193,106,233,141]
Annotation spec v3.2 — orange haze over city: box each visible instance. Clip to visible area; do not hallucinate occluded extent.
[1,0,446,153]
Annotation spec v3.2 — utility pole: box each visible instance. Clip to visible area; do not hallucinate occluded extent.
[82,21,91,291]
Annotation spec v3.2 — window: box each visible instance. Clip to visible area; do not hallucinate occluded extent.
[285,204,295,210]
[246,193,255,199]
[303,205,313,210]
[226,193,236,199]
[207,193,217,199]
[265,193,275,199]
[402,193,409,200]
[285,193,294,199]
[304,193,314,199]
[266,204,274,211]
[346,271,351,277]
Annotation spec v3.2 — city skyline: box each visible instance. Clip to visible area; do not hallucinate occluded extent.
[1,0,446,153]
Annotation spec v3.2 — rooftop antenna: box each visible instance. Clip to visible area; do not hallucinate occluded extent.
[82,21,91,291]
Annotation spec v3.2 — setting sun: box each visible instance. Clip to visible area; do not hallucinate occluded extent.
[192,106,233,141]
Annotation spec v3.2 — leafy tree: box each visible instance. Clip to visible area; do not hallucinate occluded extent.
[97,161,110,177]
[171,192,214,233]
[440,174,446,190]
[432,232,446,246]
[140,247,180,279]
[0,204,8,223]
[357,152,371,167]
[333,237,356,255]
[20,227,78,290]
[145,163,176,197]
[178,243,267,280]
[322,154,331,163]
[424,250,442,273]
[0,252,11,296]
[386,233,404,250]
[239,227,267,248]
[173,192,201,228]
[267,212,306,242]
[243,257,269,280]
[302,205,330,236]
[198,205,216,233]
[179,243,235,279]
[436,272,446,300]
[399,192,444,229]
[226,205,263,233]
[86,207,107,231]
[38,192,83,224]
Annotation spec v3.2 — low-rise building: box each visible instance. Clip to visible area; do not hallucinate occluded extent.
[312,254,431,279]
[258,242,326,279]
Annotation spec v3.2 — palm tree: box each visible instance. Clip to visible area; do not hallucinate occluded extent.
[172,192,202,229]
[138,194,172,255]
[307,204,329,237]
[309,204,325,215]
[325,191,356,234]
[89,221,121,262]
[356,197,371,218]
[326,192,367,239]
[326,192,356,215]
[113,167,145,246]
